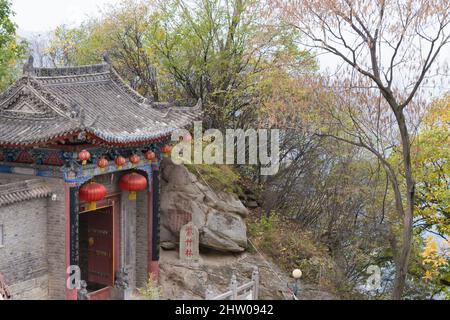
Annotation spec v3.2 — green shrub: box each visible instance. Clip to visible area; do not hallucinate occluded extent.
[138,274,162,300]
[248,212,339,293]
[186,164,242,194]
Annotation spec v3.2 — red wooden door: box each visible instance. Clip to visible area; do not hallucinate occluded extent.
[87,207,114,287]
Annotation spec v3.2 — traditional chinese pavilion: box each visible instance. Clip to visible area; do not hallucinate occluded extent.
[0,55,201,300]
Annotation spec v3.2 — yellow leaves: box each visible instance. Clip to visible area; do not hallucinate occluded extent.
[256,68,320,128]
[423,270,434,281]
[421,236,437,257]
[0,0,26,89]
[423,95,450,128]
[436,256,448,268]
[422,256,447,269]
[421,235,449,282]
[407,94,450,238]
[155,28,166,42]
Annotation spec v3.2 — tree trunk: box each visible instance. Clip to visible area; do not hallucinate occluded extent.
[391,110,415,300]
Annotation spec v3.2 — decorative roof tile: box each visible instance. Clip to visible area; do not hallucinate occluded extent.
[0,59,202,146]
[0,179,52,207]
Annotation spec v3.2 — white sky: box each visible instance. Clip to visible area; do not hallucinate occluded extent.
[11,0,120,33]
[10,0,449,94]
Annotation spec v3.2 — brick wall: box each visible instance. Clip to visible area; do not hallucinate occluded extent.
[0,171,151,299]
[0,198,49,300]
[121,192,137,289]
[45,178,66,300]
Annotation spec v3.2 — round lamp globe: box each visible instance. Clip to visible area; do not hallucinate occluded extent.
[292,269,302,279]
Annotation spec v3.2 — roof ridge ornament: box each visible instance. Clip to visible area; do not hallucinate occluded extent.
[1,57,202,147]
[103,52,112,65]
[151,99,203,118]
[70,103,85,124]
[22,55,35,76]
[73,104,99,137]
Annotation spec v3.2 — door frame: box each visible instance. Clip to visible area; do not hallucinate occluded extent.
[79,193,121,297]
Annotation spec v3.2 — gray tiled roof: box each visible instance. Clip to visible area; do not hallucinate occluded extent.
[0,179,52,207]
[0,62,201,146]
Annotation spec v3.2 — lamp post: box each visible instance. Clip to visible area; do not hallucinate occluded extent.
[288,269,302,300]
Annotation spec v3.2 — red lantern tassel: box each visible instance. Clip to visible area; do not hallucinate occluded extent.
[129,191,137,201]
[88,201,97,211]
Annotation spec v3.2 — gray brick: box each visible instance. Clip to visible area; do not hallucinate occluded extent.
[45,178,66,300]
[136,191,148,288]
[0,198,49,300]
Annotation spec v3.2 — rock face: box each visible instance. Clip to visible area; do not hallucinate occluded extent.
[159,250,288,300]
[161,160,249,253]
[159,250,340,300]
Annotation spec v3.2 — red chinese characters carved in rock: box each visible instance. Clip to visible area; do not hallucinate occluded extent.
[179,222,199,262]
[169,211,192,233]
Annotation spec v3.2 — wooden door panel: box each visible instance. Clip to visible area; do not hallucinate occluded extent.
[87,208,114,287]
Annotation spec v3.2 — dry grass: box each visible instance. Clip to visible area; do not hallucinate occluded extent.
[186,164,242,194]
[248,212,341,294]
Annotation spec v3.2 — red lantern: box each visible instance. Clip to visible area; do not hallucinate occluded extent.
[97,158,109,172]
[161,145,172,158]
[129,154,141,167]
[78,150,91,166]
[115,156,126,170]
[119,173,148,200]
[145,151,156,164]
[79,182,107,211]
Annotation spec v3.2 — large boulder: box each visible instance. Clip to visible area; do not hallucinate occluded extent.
[160,160,248,253]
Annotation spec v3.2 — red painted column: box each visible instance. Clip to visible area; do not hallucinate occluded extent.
[147,186,156,279]
[150,262,159,280]
[65,183,78,300]
[148,167,160,280]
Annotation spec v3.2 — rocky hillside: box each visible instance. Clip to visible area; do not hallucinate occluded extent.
[159,249,338,300]
[157,160,339,300]
[160,160,248,253]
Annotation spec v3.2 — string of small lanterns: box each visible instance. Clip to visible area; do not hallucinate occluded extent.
[97,158,109,172]
[145,150,156,164]
[77,144,172,170]
[78,150,91,166]
[114,156,126,169]
[76,144,172,206]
